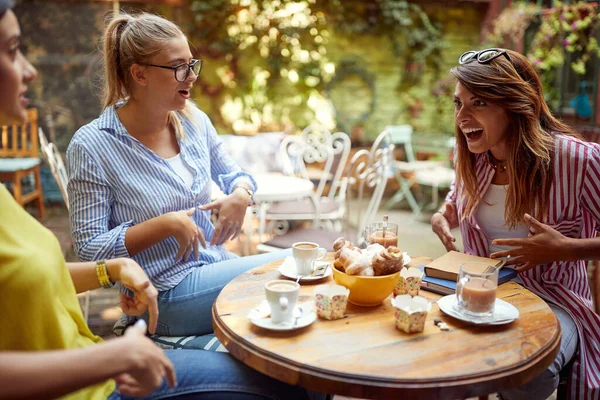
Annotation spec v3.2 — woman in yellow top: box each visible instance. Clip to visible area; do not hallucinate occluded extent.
[0,2,315,399]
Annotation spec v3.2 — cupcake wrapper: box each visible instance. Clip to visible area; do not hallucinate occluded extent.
[394,276,422,297]
[316,293,348,320]
[395,309,428,333]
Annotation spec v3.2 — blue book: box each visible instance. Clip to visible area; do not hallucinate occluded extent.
[418,265,518,296]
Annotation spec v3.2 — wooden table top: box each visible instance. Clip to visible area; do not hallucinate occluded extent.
[212,255,561,400]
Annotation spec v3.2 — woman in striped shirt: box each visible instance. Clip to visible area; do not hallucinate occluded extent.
[66,13,292,337]
[432,48,600,399]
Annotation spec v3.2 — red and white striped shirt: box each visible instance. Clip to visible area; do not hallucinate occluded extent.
[446,135,600,399]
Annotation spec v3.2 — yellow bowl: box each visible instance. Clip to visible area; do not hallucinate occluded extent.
[332,267,401,307]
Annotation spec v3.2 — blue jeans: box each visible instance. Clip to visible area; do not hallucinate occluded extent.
[498,303,578,400]
[108,348,313,400]
[148,249,292,336]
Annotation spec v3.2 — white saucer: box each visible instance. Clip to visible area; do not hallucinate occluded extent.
[248,301,316,331]
[437,294,519,325]
[278,257,332,282]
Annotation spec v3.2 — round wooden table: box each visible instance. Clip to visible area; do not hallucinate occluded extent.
[212,256,561,400]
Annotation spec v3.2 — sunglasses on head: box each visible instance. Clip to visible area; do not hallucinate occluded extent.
[458,48,511,65]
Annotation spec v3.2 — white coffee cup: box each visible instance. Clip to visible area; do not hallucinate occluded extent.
[292,241,327,276]
[264,280,300,324]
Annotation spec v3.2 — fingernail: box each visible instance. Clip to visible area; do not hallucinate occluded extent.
[134,319,147,331]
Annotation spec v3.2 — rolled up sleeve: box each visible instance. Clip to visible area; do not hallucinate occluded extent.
[67,142,132,261]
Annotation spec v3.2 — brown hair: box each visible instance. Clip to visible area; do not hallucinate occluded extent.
[101,12,193,137]
[450,49,577,226]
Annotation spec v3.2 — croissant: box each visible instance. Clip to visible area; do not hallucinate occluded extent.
[345,253,374,276]
[332,237,356,271]
[371,246,404,276]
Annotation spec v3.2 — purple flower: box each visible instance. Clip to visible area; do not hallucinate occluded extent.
[534,59,541,66]
[546,34,553,40]
[564,39,570,46]
[571,22,578,29]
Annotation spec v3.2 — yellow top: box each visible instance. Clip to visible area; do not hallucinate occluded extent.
[0,185,115,399]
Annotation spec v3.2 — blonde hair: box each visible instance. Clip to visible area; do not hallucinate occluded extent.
[450,49,577,226]
[101,12,194,138]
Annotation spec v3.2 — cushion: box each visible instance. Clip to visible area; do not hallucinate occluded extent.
[266,198,342,216]
[263,227,358,251]
[0,157,41,172]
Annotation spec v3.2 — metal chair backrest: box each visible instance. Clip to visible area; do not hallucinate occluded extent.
[0,108,39,158]
[343,130,394,244]
[385,125,415,163]
[38,128,69,208]
[280,125,351,199]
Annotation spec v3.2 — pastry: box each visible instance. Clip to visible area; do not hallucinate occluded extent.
[371,246,404,276]
[332,237,356,271]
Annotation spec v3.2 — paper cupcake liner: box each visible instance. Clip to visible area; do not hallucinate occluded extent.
[315,293,348,320]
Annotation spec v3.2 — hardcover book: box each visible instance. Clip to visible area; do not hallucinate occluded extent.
[424,251,505,282]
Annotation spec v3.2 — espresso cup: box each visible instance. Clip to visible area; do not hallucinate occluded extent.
[264,280,300,324]
[455,262,498,318]
[292,242,327,276]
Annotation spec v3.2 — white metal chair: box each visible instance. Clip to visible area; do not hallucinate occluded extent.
[262,125,351,235]
[256,129,393,252]
[39,127,90,322]
[384,125,454,213]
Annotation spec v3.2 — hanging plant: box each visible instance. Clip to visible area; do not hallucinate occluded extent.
[528,1,600,76]
[485,2,540,46]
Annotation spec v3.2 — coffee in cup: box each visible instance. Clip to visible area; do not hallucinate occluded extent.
[456,262,498,317]
[264,280,300,324]
[292,242,327,276]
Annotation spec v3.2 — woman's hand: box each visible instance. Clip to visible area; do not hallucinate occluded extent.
[199,188,249,246]
[490,213,574,272]
[431,202,459,252]
[165,208,206,261]
[107,258,159,334]
[114,320,176,397]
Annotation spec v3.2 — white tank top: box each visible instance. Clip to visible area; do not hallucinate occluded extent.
[474,184,529,255]
[165,153,194,188]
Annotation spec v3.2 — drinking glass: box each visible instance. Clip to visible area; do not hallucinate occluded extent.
[365,222,399,248]
[455,262,498,318]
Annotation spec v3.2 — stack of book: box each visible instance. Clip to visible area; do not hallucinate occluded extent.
[419,251,517,296]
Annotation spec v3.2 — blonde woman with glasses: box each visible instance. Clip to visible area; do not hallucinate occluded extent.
[66,12,293,337]
[431,48,600,399]
[0,3,314,398]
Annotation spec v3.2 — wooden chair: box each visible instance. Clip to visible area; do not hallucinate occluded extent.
[0,108,45,218]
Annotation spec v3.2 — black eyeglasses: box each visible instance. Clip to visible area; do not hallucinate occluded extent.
[458,48,511,65]
[140,59,203,82]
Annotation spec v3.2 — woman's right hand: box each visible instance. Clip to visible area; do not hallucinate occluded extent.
[165,208,206,261]
[431,202,459,252]
[114,320,176,397]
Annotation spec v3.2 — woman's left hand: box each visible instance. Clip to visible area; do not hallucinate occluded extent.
[490,213,573,272]
[108,258,159,334]
[199,189,249,246]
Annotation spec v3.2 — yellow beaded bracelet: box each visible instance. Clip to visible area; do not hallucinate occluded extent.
[95,259,114,289]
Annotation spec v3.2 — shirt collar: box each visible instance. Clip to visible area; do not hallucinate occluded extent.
[97,103,129,136]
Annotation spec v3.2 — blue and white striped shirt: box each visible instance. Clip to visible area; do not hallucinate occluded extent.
[66,105,256,291]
